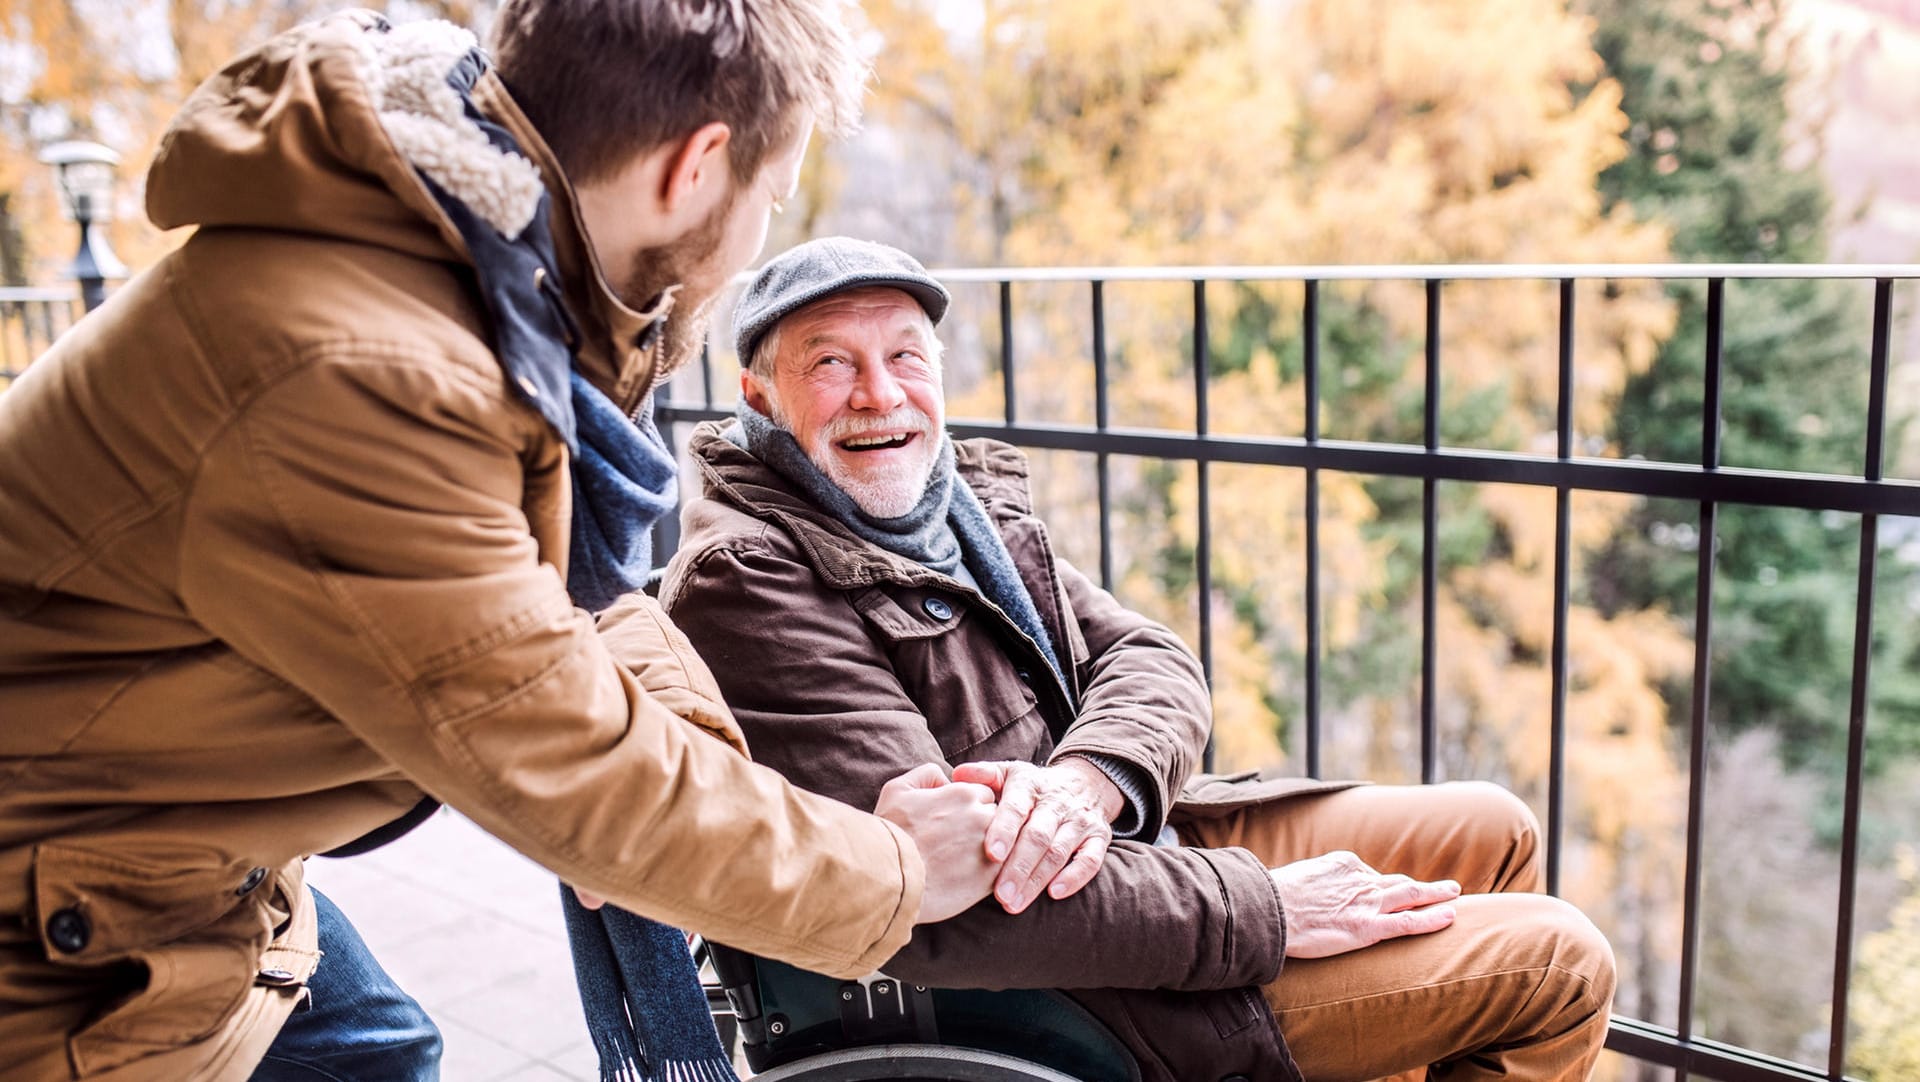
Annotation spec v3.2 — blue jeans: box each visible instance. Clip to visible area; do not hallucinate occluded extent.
[251,887,443,1081]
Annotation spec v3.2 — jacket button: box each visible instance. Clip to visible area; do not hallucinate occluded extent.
[236,866,268,896]
[255,967,301,988]
[1016,669,1032,684]
[45,907,89,954]
[922,596,953,620]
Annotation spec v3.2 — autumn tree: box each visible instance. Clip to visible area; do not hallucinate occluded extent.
[1850,848,1920,1080]
[0,1,489,286]
[833,2,1687,1052]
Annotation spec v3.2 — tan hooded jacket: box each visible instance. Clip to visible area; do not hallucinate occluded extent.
[0,15,923,1080]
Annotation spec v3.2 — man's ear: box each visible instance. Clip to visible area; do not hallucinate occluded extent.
[660,122,734,214]
[741,369,772,415]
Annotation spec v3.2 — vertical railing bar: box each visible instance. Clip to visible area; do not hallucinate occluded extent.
[1190,278,1221,767]
[699,341,714,410]
[1859,279,1892,486]
[1000,280,1017,425]
[37,300,56,354]
[0,303,14,377]
[1194,279,1215,771]
[1831,515,1878,1081]
[1548,277,1575,897]
[1675,522,1718,1075]
[1677,278,1726,1073]
[1557,279,1576,460]
[1093,280,1114,591]
[1421,278,1441,785]
[1828,278,1891,1081]
[1304,279,1323,779]
[1702,278,1724,469]
[650,394,682,564]
[1194,279,1211,437]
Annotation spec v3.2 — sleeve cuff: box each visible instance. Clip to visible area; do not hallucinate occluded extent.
[1074,752,1159,842]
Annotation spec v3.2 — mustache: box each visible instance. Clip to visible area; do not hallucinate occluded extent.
[820,407,936,444]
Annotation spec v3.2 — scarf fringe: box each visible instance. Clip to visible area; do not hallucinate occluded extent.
[653,1058,739,1082]
[593,1027,642,1082]
[596,1048,736,1082]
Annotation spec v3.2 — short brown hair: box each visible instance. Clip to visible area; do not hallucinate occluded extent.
[489,0,868,186]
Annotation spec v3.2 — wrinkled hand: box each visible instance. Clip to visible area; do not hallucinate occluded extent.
[1269,851,1461,959]
[951,759,1123,914]
[875,763,1004,924]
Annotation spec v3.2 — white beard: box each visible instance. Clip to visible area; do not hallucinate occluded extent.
[823,450,937,519]
[771,398,940,519]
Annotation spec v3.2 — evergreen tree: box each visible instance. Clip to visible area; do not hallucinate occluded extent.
[1584,0,1920,1066]
[1584,0,1920,787]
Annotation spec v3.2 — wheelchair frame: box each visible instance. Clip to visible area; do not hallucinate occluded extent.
[695,939,1141,1082]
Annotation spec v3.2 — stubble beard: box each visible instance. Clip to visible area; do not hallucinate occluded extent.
[618,189,734,380]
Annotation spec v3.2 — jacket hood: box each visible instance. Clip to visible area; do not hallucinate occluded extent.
[146,12,519,262]
[146,11,669,404]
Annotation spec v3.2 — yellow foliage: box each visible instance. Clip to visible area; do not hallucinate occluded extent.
[1851,849,1920,1080]
[858,1,1691,956]
[0,2,483,285]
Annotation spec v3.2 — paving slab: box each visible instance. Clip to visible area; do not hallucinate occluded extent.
[304,808,596,1081]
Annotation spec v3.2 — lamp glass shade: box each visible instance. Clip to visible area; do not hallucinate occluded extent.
[38,141,121,223]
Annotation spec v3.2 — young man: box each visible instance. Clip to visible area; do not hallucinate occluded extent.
[0,10,1001,1080]
[660,237,1619,1082]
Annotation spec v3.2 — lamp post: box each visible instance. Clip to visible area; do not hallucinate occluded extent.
[38,140,127,312]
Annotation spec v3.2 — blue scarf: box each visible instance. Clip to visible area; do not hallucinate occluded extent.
[423,45,733,1082]
[731,403,1069,698]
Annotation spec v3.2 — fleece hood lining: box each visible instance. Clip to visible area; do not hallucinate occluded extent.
[347,19,544,239]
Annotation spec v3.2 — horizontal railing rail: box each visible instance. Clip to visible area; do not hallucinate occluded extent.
[920,261,1917,282]
[658,262,1919,1082]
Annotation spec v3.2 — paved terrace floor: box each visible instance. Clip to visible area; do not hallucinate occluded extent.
[303,808,602,1081]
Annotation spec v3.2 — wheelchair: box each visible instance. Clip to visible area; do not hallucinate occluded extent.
[696,940,1141,1081]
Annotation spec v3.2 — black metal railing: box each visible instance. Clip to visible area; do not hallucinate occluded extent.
[658,262,1919,1082]
[0,287,83,384]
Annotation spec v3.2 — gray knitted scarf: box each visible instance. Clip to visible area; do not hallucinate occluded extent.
[730,403,1068,695]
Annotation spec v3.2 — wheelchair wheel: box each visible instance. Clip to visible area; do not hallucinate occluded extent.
[749,1043,1086,1081]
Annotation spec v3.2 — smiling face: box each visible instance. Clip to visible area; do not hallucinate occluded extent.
[743,286,946,519]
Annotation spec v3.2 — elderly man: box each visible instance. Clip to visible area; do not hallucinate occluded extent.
[659,237,1618,1082]
[0,12,1003,1081]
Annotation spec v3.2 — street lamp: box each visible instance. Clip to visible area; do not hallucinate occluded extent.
[38,140,127,312]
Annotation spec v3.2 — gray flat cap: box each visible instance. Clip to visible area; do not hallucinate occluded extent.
[733,236,950,364]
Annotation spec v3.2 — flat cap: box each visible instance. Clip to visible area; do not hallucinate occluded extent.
[732,236,950,364]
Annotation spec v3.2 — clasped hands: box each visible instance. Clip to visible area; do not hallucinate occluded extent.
[578,761,1462,959]
[873,757,1123,922]
[573,758,1119,922]
[871,761,1465,960]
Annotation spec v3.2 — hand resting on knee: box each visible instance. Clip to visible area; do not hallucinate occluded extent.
[1271,850,1461,958]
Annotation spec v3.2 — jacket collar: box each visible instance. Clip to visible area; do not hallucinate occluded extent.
[473,75,669,414]
[687,421,1035,592]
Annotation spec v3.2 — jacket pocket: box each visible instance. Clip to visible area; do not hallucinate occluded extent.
[852,585,1044,760]
[31,841,276,1075]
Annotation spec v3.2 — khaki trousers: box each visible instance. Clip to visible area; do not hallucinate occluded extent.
[1178,782,1616,1082]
